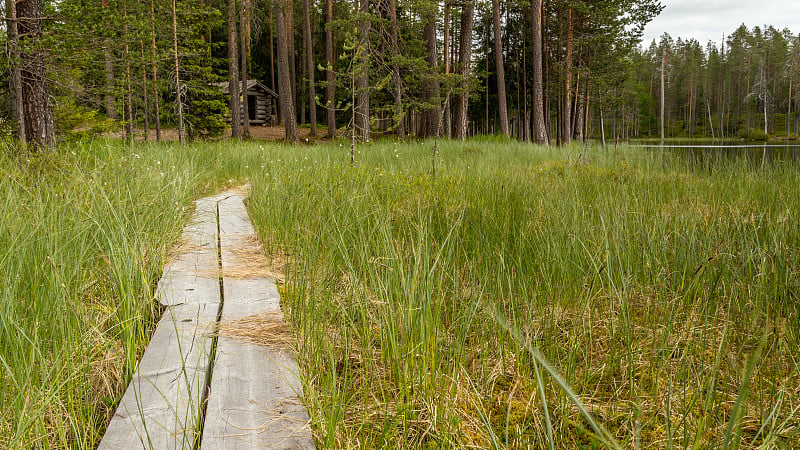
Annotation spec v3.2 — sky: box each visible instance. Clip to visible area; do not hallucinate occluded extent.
[641,0,800,46]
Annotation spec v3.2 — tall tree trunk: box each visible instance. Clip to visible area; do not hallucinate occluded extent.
[172,0,184,143]
[16,0,55,148]
[788,56,794,138]
[389,0,404,138]
[303,0,317,136]
[522,20,529,141]
[5,0,25,142]
[228,0,242,139]
[269,8,276,92]
[442,2,450,138]
[491,0,509,136]
[104,43,116,120]
[299,35,306,125]
[101,0,116,121]
[275,0,298,141]
[660,49,665,141]
[325,0,336,137]
[355,0,370,139]
[288,5,297,120]
[241,0,251,137]
[530,0,547,145]
[140,41,149,141]
[421,12,441,138]
[123,6,134,143]
[454,0,474,140]
[150,0,161,141]
[561,6,573,145]
[484,22,489,134]
[572,75,584,141]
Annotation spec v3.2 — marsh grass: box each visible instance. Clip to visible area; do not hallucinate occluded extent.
[0,139,257,448]
[246,140,800,448]
[1,137,798,448]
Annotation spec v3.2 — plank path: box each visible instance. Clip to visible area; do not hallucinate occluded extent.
[99,190,314,449]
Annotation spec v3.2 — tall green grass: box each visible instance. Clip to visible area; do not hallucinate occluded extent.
[246,140,800,448]
[0,139,261,448]
[1,137,798,448]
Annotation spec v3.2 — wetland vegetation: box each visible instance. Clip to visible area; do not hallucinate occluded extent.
[2,138,797,448]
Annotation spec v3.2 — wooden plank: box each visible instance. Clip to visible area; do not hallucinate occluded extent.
[99,196,222,449]
[98,302,218,449]
[201,194,315,449]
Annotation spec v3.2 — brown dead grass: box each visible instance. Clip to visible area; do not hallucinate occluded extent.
[167,236,204,260]
[219,233,288,282]
[215,313,294,349]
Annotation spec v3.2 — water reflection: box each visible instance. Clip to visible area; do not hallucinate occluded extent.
[633,142,800,168]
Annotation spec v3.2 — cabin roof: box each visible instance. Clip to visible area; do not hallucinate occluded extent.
[216,80,278,98]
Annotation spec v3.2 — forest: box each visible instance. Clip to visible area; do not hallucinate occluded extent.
[2,0,669,147]
[5,1,800,147]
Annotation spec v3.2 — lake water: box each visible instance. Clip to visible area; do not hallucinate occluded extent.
[632,142,800,167]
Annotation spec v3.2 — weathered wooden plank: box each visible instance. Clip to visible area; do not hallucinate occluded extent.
[98,301,219,449]
[99,196,222,449]
[201,194,315,449]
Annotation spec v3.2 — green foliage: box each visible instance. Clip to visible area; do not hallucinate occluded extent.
[182,44,228,138]
[54,101,119,140]
[737,127,770,141]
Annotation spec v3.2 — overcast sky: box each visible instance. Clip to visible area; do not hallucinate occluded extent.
[641,0,800,46]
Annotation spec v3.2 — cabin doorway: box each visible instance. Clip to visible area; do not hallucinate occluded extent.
[248,95,257,121]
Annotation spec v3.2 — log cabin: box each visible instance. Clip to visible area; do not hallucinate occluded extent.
[218,80,278,126]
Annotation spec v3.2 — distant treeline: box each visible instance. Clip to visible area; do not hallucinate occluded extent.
[630,25,800,141]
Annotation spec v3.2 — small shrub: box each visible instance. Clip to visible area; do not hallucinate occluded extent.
[54,101,118,140]
[736,127,769,141]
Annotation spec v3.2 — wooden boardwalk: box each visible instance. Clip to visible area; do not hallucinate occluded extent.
[99,191,314,449]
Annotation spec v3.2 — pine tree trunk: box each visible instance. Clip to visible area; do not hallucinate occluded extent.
[172,0,184,143]
[303,0,317,136]
[454,0,474,141]
[288,6,297,120]
[572,76,584,141]
[5,0,26,142]
[660,49,665,141]
[389,0,404,138]
[355,0,370,139]
[420,9,440,138]
[275,0,298,141]
[561,7,573,145]
[123,6,134,143]
[101,0,115,120]
[141,41,149,141]
[325,0,336,137]
[240,0,251,137]
[104,42,117,121]
[269,8,276,92]
[530,0,547,145]
[228,0,242,139]
[442,2,451,138]
[16,0,55,148]
[491,0,509,136]
[150,0,162,141]
[788,56,794,138]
